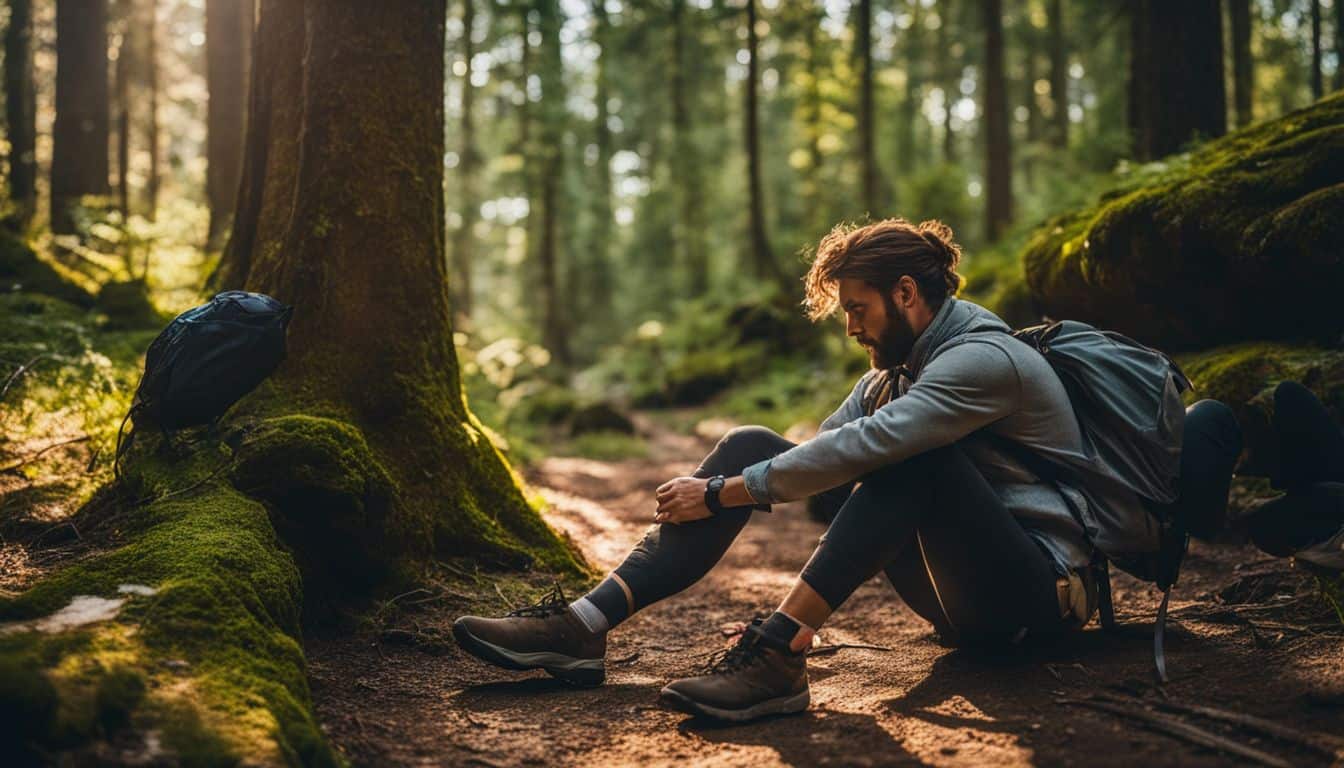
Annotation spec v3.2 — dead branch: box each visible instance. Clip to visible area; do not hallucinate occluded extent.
[0,435,91,474]
[1057,696,1294,768]
[0,354,48,403]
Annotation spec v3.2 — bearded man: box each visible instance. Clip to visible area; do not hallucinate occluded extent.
[451,217,1237,722]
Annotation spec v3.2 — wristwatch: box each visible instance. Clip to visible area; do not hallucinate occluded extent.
[704,475,727,516]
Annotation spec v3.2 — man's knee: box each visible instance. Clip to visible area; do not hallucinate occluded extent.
[1185,399,1243,456]
[715,425,790,457]
[859,445,966,491]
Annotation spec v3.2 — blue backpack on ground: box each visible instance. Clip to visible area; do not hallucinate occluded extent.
[113,291,293,478]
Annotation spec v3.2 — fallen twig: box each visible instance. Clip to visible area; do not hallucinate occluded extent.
[1057,696,1294,768]
[0,354,48,403]
[1138,696,1344,761]
[808,642,894,657]
[494,583,513,610]
[0,435,91,474]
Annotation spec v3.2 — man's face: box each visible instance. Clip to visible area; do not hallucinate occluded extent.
[838,278,918,370]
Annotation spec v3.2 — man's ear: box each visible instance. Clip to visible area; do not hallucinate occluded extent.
[891,276,918,308]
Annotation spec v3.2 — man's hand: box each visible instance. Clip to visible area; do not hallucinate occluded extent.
[654,476,713,524]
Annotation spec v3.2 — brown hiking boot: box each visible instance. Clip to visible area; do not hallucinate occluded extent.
[452,584,607,687]
[659,618,810,722]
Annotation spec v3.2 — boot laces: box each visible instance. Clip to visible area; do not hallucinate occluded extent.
[702,618,769,674]
[505,583,569,618]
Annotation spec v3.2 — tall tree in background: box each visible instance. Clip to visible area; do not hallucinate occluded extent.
[206,0,253,248]
[1048,0,1068,147]
[1309,0,1323,100]
[854,0,878,214]
[114,0,132,219]
[586,0,614,320]
[451,0,478,322]
[1128,0,1225,160]
[5,0,36,225]
[535,0,570,367]
[671,0,707,294]
[897,0,923,175]
[1336,0,1343,91]
[939,0,957,162]
[214,0,574,568]
[51,0,111,234]
[145,0,160,220]
[982,0,1012,240]
[1229,0,1253,127]
[744,0,782,283]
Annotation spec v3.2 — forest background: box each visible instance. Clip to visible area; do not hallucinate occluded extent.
[0,0,1342,764]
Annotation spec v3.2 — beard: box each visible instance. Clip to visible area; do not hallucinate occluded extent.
[858,296,918,370]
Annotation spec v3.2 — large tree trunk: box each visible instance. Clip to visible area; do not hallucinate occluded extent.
[745,0,780,282]
[4,0,37,225]
[1310,0,1323,100]
[213,0,577,570]
[1229,0,1252,127]
[114,0,132,221]
[206,0,253,249]
[450,0,477,323]
[982,0,1012,241]
[1047,0,1068,147]
[1127,0,1225,160]
[50,0,111,234]
[855,0,878,215]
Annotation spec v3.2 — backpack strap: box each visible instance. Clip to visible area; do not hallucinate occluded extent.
[112,403,146,481]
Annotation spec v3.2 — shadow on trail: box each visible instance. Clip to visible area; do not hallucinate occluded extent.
[678,709,925,767]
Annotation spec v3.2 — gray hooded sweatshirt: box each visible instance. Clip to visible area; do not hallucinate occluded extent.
[741,297,1149,575]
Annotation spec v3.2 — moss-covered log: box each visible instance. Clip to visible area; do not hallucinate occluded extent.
[1022,92,1344,349]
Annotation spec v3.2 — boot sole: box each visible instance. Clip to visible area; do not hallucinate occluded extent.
[658,686,810,722]
[451,620,605,687]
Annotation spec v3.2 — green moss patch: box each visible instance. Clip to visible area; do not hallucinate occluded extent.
[0,441,336,765]
[1022,92,1344,349]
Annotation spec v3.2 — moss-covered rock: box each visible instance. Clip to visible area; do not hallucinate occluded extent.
[568,402,635,436]
[1022,92,1344,349]
[1177,343,1344,475]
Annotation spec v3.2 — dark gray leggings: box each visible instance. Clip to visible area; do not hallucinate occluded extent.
[612,426,1064,640]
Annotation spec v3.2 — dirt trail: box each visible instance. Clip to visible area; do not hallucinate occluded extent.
[308,417,1344,767]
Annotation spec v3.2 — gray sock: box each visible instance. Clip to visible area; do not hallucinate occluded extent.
[568,597,610,634]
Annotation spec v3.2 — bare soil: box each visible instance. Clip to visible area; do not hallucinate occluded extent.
[308,418,1344,767]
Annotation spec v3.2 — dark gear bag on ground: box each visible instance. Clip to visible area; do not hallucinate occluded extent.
[113,291,293,478]
[862,319,1194,681]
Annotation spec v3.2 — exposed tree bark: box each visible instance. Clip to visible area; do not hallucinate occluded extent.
[670,0,707,295]
[206,0,253,248]
[1310,0,1323,100]
[1229,0,1252,127]
[216,0,576,569]
[855,0,878,214]
[4,0,37,225]
[587,0,614,320]
[50,0,111,234]
[450,0,477,322]
[1048,0,1068,147]
[145,0,159,220]
[1127,0,1225,160]
[535,0,570,367]
[745,0,783,283]
[982,0,1012,240]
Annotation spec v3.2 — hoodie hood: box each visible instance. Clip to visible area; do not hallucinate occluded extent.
[903,297,1011,380]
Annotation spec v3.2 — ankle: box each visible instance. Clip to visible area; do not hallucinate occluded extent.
[788,626,814,654]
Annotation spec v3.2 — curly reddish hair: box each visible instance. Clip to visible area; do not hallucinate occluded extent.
[802,217,964,321]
